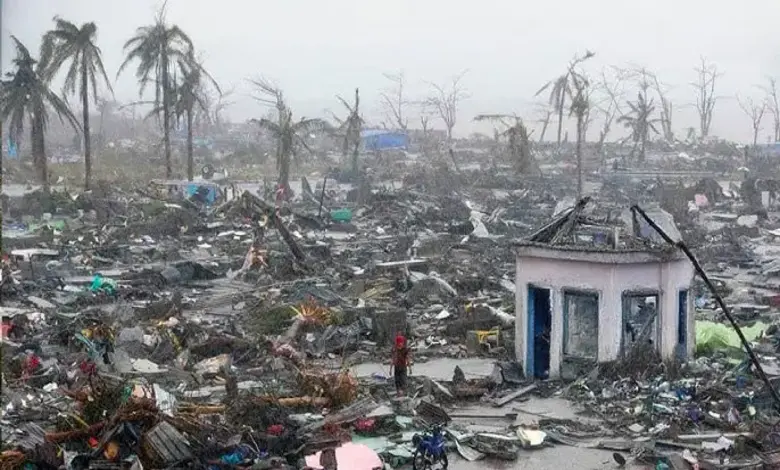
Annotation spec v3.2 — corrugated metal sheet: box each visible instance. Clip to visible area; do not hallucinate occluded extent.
[143,421,193,465]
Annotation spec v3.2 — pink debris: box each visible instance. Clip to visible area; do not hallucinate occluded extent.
[305,442,382,470]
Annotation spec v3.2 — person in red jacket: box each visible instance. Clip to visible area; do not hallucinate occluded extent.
[390,334,411,396]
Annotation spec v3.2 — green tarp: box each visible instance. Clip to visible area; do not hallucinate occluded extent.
[696,320,767,355]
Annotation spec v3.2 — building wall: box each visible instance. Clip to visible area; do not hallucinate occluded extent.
[514,251,695,378]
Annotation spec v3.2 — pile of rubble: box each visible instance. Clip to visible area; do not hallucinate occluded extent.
[4,167,780,469]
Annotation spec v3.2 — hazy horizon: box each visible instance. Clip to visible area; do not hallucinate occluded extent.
[3,0,780,144]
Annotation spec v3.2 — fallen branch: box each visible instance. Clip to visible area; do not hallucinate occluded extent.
[45,422,105,443]
[178,395,331,414]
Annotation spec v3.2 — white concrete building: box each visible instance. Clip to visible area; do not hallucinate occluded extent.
[514,201,695,379]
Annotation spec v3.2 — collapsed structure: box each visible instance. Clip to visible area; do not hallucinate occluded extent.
[514,198,695,379]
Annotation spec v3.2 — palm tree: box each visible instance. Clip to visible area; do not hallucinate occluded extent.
[249,78,329,196]
[617,92,660,163]
[0,36,80,193]
[569,71,591,199]
[118,5,194,178]
[39,17,114,190]
[169,56,219,180]
[474,114,537,174]
[331,88,364,176]
[535,51,595,147]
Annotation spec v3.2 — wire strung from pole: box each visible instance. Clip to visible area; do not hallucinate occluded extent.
[630,204,780,411]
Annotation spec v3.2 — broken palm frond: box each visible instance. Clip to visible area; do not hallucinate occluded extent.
[291,298,332,325]
[245,303,297,337]
[0,451,26,470]
[297,366,358,408]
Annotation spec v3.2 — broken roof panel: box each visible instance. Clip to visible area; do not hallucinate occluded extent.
[519,198,683,254]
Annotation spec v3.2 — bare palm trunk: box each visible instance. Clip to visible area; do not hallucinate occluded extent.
[32,116,48,193]
[556,88,565,146]
[161,53,172,178]
[351,138,359,175]
[81,61,92,190]
[639,135,647,163]
[539,118,550,143]
[278,151,291,194]
[576,116,583,198]
[186,106,194,181]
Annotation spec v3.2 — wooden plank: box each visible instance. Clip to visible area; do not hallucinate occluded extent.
[492,384,537,407]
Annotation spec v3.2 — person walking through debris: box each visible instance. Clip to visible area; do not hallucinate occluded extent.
[390,333,411,396]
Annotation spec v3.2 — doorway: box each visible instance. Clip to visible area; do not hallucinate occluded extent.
[621,291,659,354]
[527,285,552,379]
[677,290,689,359]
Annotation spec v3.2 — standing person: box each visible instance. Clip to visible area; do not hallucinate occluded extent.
[319,447,337,470]
[390,333,411,396]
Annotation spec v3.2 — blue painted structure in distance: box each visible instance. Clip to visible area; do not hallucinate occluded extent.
[360,129,408,151]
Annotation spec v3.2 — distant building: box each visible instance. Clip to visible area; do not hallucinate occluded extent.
[361,129,408,151]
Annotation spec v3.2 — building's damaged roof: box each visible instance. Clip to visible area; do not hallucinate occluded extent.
[516,197,683,254]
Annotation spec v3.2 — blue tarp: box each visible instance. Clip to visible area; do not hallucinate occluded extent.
[361,130,408,151]
[186,183,217,205]
[7,139,18,159]
[759,143,780,157]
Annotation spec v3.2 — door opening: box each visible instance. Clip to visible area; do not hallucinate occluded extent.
[527,285,552,379]
[677,290,689,359]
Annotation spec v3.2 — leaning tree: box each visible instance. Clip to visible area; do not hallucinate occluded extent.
[0,36,80,192]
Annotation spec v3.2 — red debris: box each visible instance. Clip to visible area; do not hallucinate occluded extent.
[267,424,285,436]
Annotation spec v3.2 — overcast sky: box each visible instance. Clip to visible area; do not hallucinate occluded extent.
[3,0,780,143]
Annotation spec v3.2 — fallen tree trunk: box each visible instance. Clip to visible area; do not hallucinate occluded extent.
[178,395,331,414]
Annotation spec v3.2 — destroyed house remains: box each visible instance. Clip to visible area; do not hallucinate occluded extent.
[513,199,695,379]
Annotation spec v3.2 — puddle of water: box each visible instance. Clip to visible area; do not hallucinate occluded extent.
[351,357,496,381]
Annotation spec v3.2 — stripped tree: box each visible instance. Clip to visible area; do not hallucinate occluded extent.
[332,88,364,175]
[648,73,674,143]
[761,77,780,142]
[533,102,553,143]
[737,94,766,147]
[569,68,591,198]
[593,67,626,156]
[691,57,721,139]
[380,71,408,132]
[426,70,469,147]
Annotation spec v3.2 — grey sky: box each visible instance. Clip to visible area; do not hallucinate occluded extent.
[3,0,780,143]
